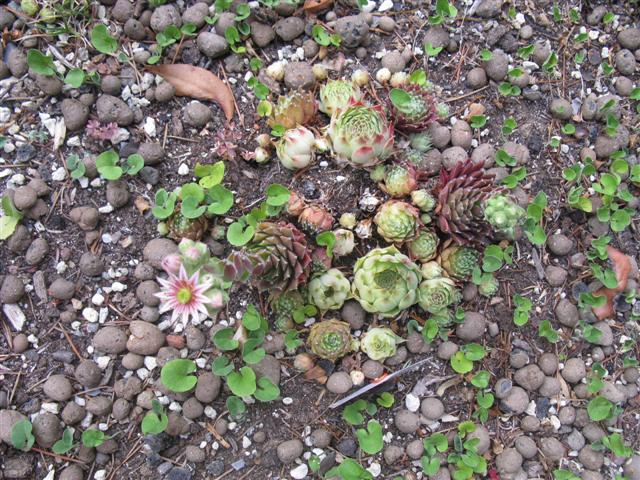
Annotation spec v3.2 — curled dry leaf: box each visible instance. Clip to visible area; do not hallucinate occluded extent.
[592,246,632,320]
[146,64,235,121]
[303,0,333,13]
[134,196,150,214]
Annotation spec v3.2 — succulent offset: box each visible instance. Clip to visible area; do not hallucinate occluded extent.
[307,319,356,361]
[418,276,460,313]
[360,327,403,361]
[271,290,305,330]
[373,200,420,244]
[268,91,317,129]
[225,222,312,296]
[406,229,439,261]
[319,80,362,116]
[388,85,437,132]
[382,163,418,197]
[483,194,526,239]
[439,244,480,280]
[308,268,351,311]
[167,210,209,241]
[352,246,422,317]
[276,126,316,170]
[298,205,333,234]
[411,189,436,212]
[478,274,499,297]
[327,100,394,168]
[434,159,497,244]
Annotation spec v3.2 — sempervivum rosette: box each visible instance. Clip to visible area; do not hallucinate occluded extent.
[167,210,209,241]
[373,200,420,244]
[307,319,356,361]
[268,91,317,129]
[417,276,461,313]
[327,100,394,168]
[388,85,437,133]
[308,268,351,311]
[352,246,422,317]
[406,229,439,262]
[382,162,418,197]
[434,159,497,244]
[276,126,316,170]
[439,244,479,281]
[483,194,526,239]
[360,327,403,361]
[319,80,362,116]
[225,222,312,296]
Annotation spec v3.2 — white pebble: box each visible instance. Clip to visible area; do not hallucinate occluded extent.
[96,356,111,369]
[111,281,126,292]
[41,402,59,414]
[195,357,207,369]
[136,368,150,380]
[91,293,105,306]
[144,117,156,137]
[168,401,181,412]
[144,356,157,370]
[282,397,293,405]
[204,406,217,418]
[94,470,106,480]
[99,205,114,214]
[405,393,420,412]
[178,163,189,176]
[51,167,67,181]
[367,462,381,477]
[82,308,99,323]
[242,436,252,448]
[290,464,309,480]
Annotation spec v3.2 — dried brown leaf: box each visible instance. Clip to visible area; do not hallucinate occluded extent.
[147,64,234,121]
[303,0,333,13]
[592,246,632,320]
[134,196,150,214]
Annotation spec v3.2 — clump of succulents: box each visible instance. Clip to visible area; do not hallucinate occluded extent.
[483,194,526,239]
[360,327,403,361]
[311,247,332,274]
[352,246,421,317]
[225,222,312,296]
[298,205,333,234]
[439,244,480,280]
[308,268,351,311]
[271,290,305,331]
[276,126,316,170]
[327,100,394,168]
[319,80,362,116]
[478,274,499,297]
[307,319,357,361]
[411,189,436,212]
[388,85,437,133]
[421,260,444,280]
[156,239,230,328]
[167,209,209,241]
[406,230,439,262]
[333,229,356,257]
[268,91,317,129]
[434,159,497,244]
[418,276,461,313]
[381,163,418,197]
[373,200,420,244]
[287,191,307,216]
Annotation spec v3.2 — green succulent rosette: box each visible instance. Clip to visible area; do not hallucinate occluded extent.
[373,200,420,244]
[319,80,362,116]
[418,277,461,313]
[383,163,418,197]
[439,245,479,281]
[308,268,351,311]
[307,319,356,361]
[360,327,403,361]
[483,194,526,239]
[352,246,421,317]
[406,230,439,262]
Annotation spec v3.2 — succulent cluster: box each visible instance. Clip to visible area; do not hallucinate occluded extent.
[307,319,356,361]
[373,200,420,244]
[388,85,437,133]
[439,245,480,281]
[167,209,209,241]
[225,222,312,297]
[276,126,317,170]
[483,194,526,239]
[308,268,351,311]
[319,80,362,116]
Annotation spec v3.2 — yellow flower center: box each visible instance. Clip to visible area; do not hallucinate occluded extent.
[176,287,193,304]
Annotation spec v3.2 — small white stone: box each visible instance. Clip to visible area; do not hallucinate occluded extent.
[168,401,182,412]
[242,436,252,448]
[290,464,309,480]
[82,308,99,323]
[96,356,111,369]
[55,261,68,274]
[195,357,207,369]
[91,293,105,306]
[99,205,114,214]
[42,469,55,480]
[136,368,150,380]
[350,370,365,386]
[111,281,126,292]
[144,356,157,371]
[94,471,106,480]
[204,406,217,418]
[282,397,293,405]
[367,462,381,477]
[178,163,189,176]
[378,0,393,11]
[51,167,67,181]
[144,117,156,137]
[405,393,420,412]
[41,402,60,414]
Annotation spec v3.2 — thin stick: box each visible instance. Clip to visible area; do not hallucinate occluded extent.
[55,325,83,361]
[9,371,21,405]
[218,65,244,128]
[31,447,83,464]
[444,85,489,103]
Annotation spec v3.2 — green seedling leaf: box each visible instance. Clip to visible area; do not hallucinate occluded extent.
[254,377,280,402]
[265,183,290,206]
[242,338,265,365]
[227,366,257,397]
[470,115,487,129]
[470,370,490,389]
[195,161,225,187]
[52,427,75,454]
[206,185,234,215]
[160,359,197,392]
[27,49,56,76]
[124,153,144,175]
[227,219,255,246]
[326,458,373,480]
[95,149,122,180]
[538,320,559,343]
[389,89,412,110]
[64,69,85,88]
[356,420,383,454]
[152,189,177,219]
[141,400,168,435]
[212,356,234,377]
[91,24,118,54]
[242,304,263,331]
[11,420,35,451]
[81,428,105,448]
[226,396,246,418]
[587,396,614,421]
[451,351,473,374]
[343,399,367,425]
[284,330,303,350]
[316,231,336,258]
[376,392,395,408]
[213,327,240,351]
[67,154,86,179]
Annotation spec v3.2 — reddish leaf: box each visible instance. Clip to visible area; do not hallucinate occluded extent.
[146,64,234,121]
[303,0,333,13]
[592,246,632,320]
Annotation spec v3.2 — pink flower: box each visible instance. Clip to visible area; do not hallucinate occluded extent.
[156,265,213,327]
